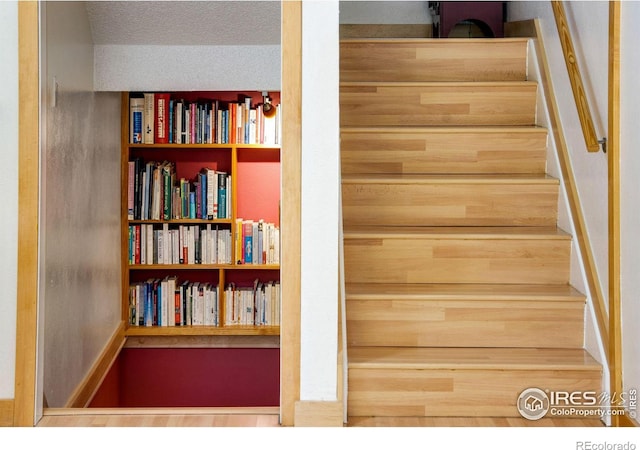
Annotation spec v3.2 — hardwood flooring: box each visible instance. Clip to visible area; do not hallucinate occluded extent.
[36,408,280,427]
[36,409,605,427]
[347,416,605,427]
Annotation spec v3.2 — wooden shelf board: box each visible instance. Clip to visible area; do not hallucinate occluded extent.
[128,264,279,270]
[125,326,280,337]
[128,143,280,150]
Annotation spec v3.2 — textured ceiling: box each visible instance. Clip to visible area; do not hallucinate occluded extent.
[85,1,281,46]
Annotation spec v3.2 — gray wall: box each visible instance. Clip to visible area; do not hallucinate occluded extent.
[339,1,432,24]
[41,1,121,407]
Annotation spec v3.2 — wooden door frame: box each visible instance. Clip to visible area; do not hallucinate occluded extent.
[15,0,304,426]
[280,0,302,426]
[15,0,40,427]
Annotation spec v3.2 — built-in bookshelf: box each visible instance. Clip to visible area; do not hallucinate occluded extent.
[121,91,281,337]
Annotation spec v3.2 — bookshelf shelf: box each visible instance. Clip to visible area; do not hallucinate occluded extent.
[129,219,234,225]
[129,143,280,150]
[129,264,280,270]
[121,91,281,336]
[124,325,280,337]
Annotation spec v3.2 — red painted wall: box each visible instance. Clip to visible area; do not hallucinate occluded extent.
[89,348,279,408]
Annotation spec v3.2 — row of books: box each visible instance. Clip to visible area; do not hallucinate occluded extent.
[235,219,280,265]
[128,224,232,265]
[128,159,231,221]
[130,93,281,146]
[128,278,281,328]
[129,278,220,327]
[224,281,281,327]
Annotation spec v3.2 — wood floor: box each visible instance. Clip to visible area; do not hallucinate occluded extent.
[36,409,604,427]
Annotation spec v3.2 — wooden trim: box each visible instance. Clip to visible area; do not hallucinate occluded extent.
[65,323,126,408]
[44,406,279,417]
[336,261,347,424]
[607,0,622,428]
[120,93,131,327]
[618,412,640,428]
[15,0,40,427]
[340,24,433,39]
[0,400,14,427]
[294,401,343,427]
[280,0,302,427]
[505,19,609,359]
[551,1,601,152]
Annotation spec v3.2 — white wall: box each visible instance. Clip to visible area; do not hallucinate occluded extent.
[0,0,19,400]
[509,0,609,302]
[620,0,640,403]
[509,0,640,403]
[300,0,340,401]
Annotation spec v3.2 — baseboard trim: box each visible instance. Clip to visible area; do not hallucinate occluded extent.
[0,399,14,426]
[294,400,344,427]
[65,322,126,408]
[44,406,279,416]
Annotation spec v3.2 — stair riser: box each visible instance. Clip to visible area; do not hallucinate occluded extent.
[340,83,537,127]
[344,237,571,285]
[347,299,584,348]
[342,183,559,227]
[340,40,528,82]
[341,130,548,175]
[348,368,602,417]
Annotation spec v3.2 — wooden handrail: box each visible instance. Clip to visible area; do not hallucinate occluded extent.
[551,1,602,153]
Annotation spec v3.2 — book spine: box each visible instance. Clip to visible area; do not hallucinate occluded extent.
[175,101,183,144]
[144,281,153,327]
[127,161,135,220]
[252,221,259,264]
[175,288,181,326]
[200,172,207,220]
[143,93,155,144]
[243,221,253,264]
[189,192,196,219]
[245,97,252,144]
[155,93,170,144]
[217,173,227,219]
[168,99,174,144]
[130,97,144,144]
[134,225,141,265]
[163,165,172,221]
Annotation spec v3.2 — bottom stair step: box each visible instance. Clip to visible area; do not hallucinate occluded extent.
[347,347,602,418]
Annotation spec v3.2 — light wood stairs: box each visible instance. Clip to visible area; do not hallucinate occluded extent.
[340,38,602,419]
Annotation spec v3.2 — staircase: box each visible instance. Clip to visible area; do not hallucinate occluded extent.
[340,38,602,419]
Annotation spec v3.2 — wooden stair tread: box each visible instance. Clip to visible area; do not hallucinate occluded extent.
[348,347,601,371]
[341,80,537,88]
[340,38,531,44]
[342,174,559,184]
[345,283,586,302]
[344,226,572,240]
[340,125,548,134]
